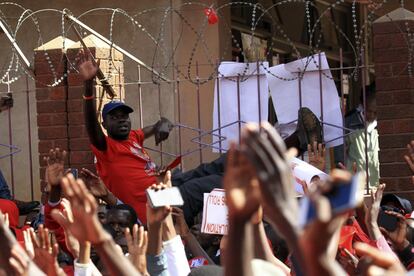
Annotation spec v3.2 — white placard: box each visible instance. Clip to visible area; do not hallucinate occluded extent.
[266,53,343,148]
[201,189,228,235]
[212,61,269,151]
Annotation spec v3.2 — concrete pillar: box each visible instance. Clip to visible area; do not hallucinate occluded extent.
[373,8,414,199]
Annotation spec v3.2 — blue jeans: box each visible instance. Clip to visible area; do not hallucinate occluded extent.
[0,169,12,200]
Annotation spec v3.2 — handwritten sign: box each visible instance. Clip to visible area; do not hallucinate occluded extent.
[201,189,228,235]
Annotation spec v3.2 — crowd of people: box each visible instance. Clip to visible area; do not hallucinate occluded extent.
[0,50,414,276]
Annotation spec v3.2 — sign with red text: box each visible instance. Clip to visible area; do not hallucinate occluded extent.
[201,189,228,235]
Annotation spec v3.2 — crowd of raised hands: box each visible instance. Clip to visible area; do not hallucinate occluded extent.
[2,121,414,276]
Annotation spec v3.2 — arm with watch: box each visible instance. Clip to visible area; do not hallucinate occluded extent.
[78,49,107,151]
[78,50,174,150]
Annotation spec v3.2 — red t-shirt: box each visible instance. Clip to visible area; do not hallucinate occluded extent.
[91,129,157,224]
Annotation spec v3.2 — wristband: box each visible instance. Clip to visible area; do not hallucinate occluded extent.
[83,95,94,100]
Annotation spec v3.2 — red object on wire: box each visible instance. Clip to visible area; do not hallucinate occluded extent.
[204,8,218,25]
[166,156,182,171]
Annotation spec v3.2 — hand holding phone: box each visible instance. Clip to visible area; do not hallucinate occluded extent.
[146,186,184,208]
[300,172,366,226]
[378,209,399,232]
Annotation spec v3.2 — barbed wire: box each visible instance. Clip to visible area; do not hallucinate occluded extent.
[0,0,412,88]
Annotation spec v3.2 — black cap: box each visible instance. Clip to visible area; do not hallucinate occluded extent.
[381,194,413,214]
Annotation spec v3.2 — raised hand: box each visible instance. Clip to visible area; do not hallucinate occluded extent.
[404,140,414,173]
[338,162,357,175]
[125,224,149,275]
[242,122,299,239]
[44,148,67,187]
[53,198,80,258]
[308,142,326,171]
[224,143,261,223]
[146,185,171,226]
[80,168,108,198]
[29,225,64,276]
[51,174,110,245]
[380,210,410,251]
[156,170,172,187]
[365,183,386,240]
[53,178,138,276]
[355,242,404,275]
[77,49,99,81]
[299,171,351,276]
[9,245,30,276]
[297,178,309,196]
[337,248,359,275]
[23,229,34,259]
[154,117,174,145]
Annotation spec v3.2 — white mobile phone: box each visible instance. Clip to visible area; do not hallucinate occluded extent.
[146,187,184,208]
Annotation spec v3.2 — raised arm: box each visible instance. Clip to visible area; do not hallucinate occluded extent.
[78,50,107,151]
[51,175,141,276]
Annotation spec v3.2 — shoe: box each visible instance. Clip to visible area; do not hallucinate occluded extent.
[296,107,323,152]
[13,200,40,215]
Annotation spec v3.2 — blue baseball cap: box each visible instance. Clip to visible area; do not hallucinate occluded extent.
[102,100,134,119]
[381,193,413,214]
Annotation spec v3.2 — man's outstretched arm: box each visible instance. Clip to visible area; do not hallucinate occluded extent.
[79,50,107,151]
[142,123,157,139]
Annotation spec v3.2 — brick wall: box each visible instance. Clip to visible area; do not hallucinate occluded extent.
[35,37,124,202]
[373,19,414,200]
[34,48,68,201]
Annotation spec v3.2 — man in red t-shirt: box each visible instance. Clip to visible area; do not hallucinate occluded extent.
[78,51,173,224]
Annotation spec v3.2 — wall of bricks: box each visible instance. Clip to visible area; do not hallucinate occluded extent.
[34,36,124,202]
[373,17,414,201]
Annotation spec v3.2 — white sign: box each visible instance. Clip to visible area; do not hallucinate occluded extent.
[212,61,269,151]
[291,157,328,194]
[266,53,344,148]
[201,189,228,235]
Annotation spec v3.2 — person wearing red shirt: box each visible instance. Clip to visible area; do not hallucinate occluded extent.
[78,51,172,224]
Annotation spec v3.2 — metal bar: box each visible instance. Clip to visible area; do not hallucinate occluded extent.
[7,73,14,196]
[256,61,262,123]
[25,75,34,200]
[143,147,177,158]
[0,143,20,160]
[318,52,324,135]
[8,107,14,196]
[236,75,242,143]
[176,79,183,170]
[137,65,143,129]
[158,83,163,166]
[298,69,304,160]
[340,48,347,164]
[282,65,373,74]
[361,49,369,193]
[144,122,227,158]
[118,67,122,99]
[64,12,170,82]
[298,72,303,108]
[216,61,222,154]
[0,20,31,70]
[69,23,115,98]
[196,61,202,164]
